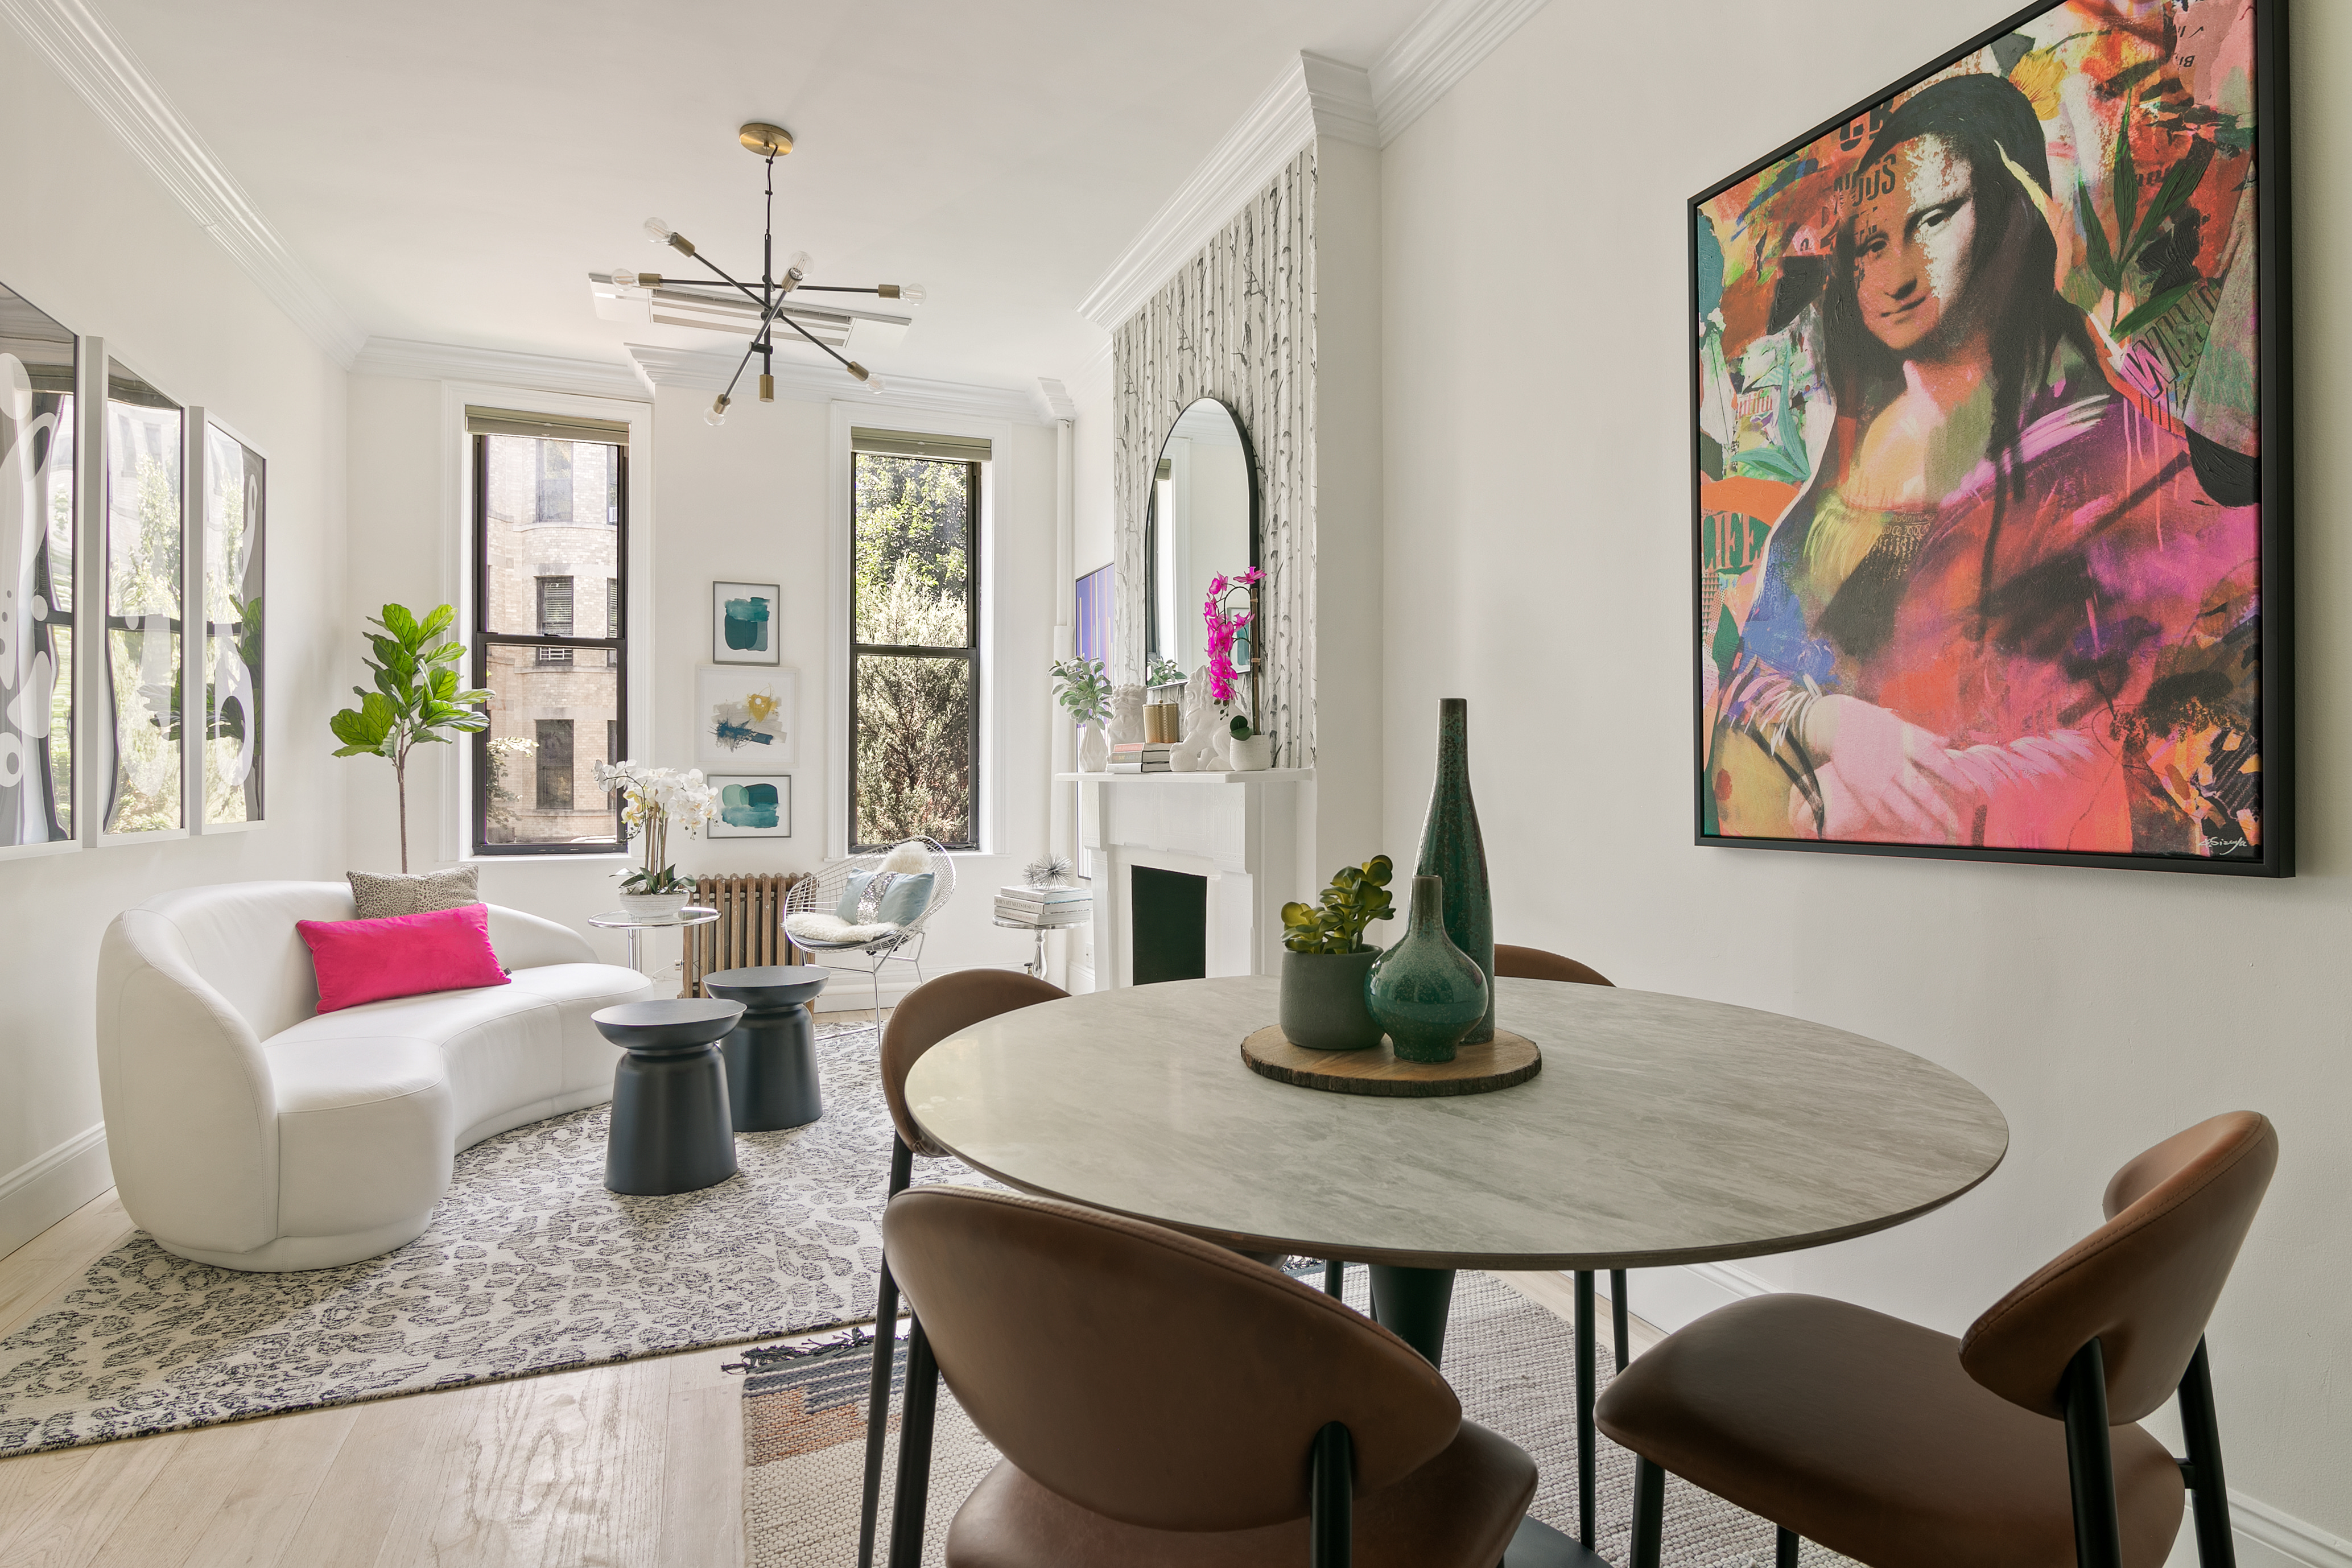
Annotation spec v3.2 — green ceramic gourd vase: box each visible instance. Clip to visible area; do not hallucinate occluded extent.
[1366,876,1489,1063]
[1416,698,1496,1043]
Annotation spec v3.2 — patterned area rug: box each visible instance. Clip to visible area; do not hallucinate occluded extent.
[0,1021,966,1455]
[741,1269,1860,1567]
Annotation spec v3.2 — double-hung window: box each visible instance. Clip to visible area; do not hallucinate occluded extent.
[468,407,628,855]
[849,428,985,852]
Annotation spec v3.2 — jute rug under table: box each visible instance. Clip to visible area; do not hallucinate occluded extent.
[741,1268,1859,1567]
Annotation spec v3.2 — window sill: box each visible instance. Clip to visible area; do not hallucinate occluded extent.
[463,851,632,864]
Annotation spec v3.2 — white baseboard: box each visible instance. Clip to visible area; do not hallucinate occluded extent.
[0,1124,112,1261]
[1593,1262,2349,1568]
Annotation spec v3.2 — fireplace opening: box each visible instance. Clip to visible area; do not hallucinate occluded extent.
[1130,866,1207,985]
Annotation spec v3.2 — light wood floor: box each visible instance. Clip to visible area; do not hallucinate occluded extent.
[0,1195,1656,1567]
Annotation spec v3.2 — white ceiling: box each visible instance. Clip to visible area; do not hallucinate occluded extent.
[97,0,1434,392]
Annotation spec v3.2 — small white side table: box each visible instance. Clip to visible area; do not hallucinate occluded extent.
[589,906,719,979]
[991,914,1087,979]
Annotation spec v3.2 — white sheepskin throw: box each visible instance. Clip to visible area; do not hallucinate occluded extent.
[877,840,932,874]
[784,913,901,946]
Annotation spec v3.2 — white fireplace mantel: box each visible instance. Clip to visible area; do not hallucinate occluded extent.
[1058,771,1314,989]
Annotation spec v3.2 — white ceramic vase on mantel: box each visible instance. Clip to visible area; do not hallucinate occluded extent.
[1079,721,1110,773]
[1229,733,1273,771]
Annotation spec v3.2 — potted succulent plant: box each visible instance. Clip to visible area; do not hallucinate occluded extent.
[597,761,717,917]
[1227,712,1273,771]
[1277,855,1397,1050]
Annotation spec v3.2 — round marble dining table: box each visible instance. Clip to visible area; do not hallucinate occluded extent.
[899,973,2008,1567]
[906,975,2008,1272]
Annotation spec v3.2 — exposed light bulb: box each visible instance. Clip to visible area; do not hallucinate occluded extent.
[705,395,729,427]
[783,250,814,290]
[643,217,672,245]
[850,362,885,395]
[611,268,639,289]
[898,284,927,306]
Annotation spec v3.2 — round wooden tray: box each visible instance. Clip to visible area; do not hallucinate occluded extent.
[1240,1025,1541,1097]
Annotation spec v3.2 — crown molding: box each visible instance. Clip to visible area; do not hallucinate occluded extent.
[1075,1,1552,332]
[0,0,368,366]
[352,337,650,401]
[1367,0,1550,147]
[1033,376,1076,423]
[1075,51,1372,332]
[627,344,1045,426]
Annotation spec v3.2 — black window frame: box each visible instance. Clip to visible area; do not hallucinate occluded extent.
[470,431,628,856]
[849,450,981,854]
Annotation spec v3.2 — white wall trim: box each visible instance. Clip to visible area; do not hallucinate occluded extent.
[0,1124,109,1261]
[353,338,647,401]
[628,344,1045,427]
[1366,0,1552,147]
[0,0,368,367]
[1075,51,1373,332]
[1033,376,1076,423]
[2233,1493,2352,1568]
[1075,0,1553,332]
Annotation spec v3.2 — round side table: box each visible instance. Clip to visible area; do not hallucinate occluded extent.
[702,965,833,1132]
[587,906,719,978]
[592,998,744,1195]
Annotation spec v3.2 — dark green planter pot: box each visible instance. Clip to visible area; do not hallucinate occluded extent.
[1416,698,1496,1043]
[1278,948,1383,1050]
[1366,876,1489,1063]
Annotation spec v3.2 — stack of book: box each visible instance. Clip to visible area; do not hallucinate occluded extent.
[995,884,1093,926]
[1109,741,1173,774]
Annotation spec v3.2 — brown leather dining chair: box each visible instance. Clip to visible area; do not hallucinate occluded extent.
[884,1183,1540,1567]
[1492,943,1623,1555]
[857,969,1067,1568]
[1598,1111,2277,1568]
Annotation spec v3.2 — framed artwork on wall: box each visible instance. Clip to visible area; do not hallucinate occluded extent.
[1691,0,2289,876]
[708,773,791,838]
[712,580,778,665]
[0,282,76,855]
[100,356,186,840]
[695,665,797,769]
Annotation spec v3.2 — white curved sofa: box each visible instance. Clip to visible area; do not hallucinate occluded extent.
[96,881,655,1272]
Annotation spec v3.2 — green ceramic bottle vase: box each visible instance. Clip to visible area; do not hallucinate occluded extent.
[1366,875,1489,1063]
[1415,698,1496,1043]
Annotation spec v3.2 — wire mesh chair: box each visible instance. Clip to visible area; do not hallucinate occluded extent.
[783,838,958,1038]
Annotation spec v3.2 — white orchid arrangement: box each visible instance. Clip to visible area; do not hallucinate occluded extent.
[596,760,719,896]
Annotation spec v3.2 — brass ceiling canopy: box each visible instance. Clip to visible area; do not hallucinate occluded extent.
[738,122,794,158]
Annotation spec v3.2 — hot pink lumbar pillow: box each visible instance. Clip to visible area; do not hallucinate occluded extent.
[296,902,511,1013]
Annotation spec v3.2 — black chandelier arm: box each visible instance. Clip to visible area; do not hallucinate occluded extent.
[717,288,802,403]
[791,284,887,294]
[771,303,861,374]
[682,249,772,311]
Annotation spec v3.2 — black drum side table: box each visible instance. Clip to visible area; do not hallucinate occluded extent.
[702,965,833,1132]
[593,998,745,1195]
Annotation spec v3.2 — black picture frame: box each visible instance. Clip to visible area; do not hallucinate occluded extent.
[1689,0,2291,877]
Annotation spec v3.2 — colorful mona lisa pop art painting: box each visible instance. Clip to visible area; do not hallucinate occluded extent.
[1693,0,2289,875]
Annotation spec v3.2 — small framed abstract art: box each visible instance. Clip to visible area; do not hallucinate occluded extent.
[696,666,798,769]
[708,774,791,839]
[1691,0,2289,876]
[712,580,778,665]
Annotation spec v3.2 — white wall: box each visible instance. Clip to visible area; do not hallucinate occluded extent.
[342,376,1059,999]
[1380,0,2347,1554]
[0,47,349,1253]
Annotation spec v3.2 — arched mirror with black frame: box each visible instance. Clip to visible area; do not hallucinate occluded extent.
[1144,397,1260,714]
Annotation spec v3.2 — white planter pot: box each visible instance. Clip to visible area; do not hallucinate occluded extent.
[1079,722,1110,773]
[617,892,691,919]
[1228,733,1273,771]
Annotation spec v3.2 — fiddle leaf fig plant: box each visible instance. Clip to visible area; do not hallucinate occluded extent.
[1281,855,1396,955]
[1049,655,1112,727]
[329,603,492,873]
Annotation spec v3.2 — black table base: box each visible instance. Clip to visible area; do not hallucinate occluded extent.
[1369,1262,1617,1566]
[703,966,833,1133]
[607,1043,738,1194]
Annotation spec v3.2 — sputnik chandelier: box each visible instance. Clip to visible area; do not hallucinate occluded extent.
[621,122,924,426]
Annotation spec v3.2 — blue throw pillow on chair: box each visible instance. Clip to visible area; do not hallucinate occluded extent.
[876,872,934,926]
[837,872,879,922]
